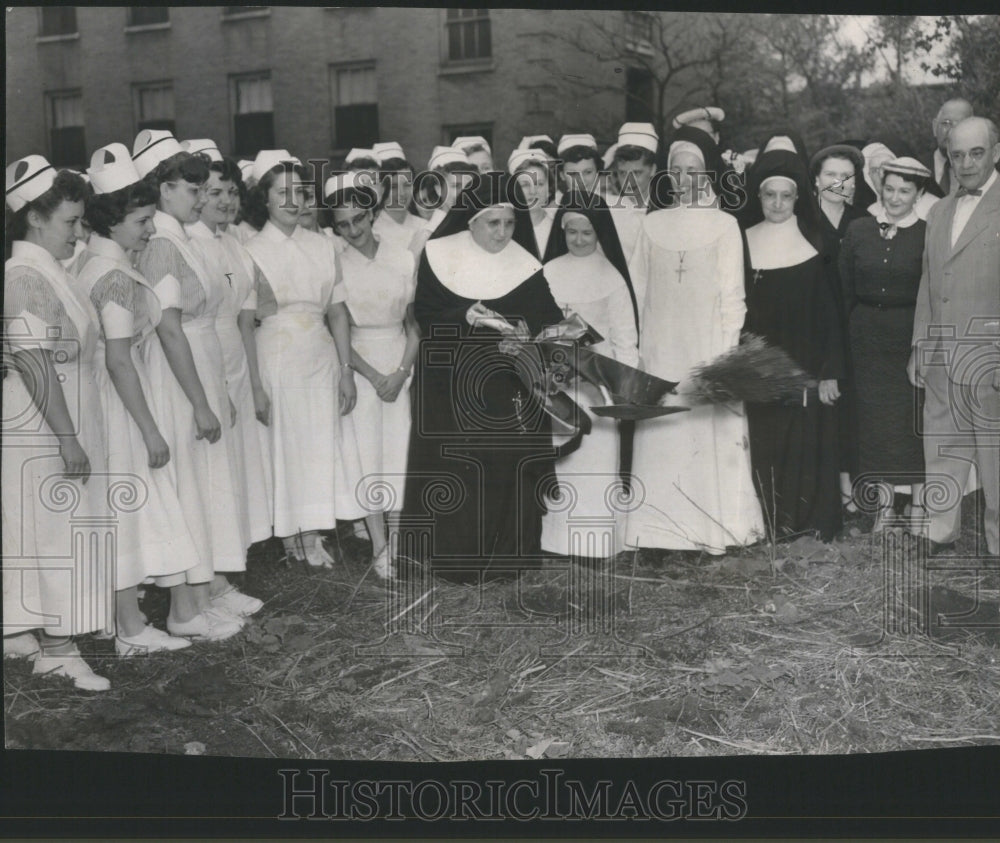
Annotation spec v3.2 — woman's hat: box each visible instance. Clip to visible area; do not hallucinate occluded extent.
[617,122,659,153]
[5,154,57,212]
[518,135,554,150]
[251,149,301,184]
[507,148,549,175]
[808,144,864,179]
[323,170,379,202]
[132,129,184,177]
[87,143,143,194]
[345,147,379,166]
[880,156,932,181]
[180,139,223,162]
[372,141,405,163]
[452,135,491,155]
[557,133,598,155]
[672,106,725,132]
[428,145,470,170]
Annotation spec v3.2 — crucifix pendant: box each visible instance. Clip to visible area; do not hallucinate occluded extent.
[675,251,687,283]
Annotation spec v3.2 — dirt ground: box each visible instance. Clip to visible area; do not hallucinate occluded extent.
[4,492,998,760]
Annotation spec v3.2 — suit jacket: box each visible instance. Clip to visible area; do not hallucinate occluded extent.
[912,175,1000,384]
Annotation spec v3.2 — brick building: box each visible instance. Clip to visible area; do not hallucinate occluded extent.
[5,6,654,170]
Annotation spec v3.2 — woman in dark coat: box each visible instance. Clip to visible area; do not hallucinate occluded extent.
[838,157,930,532]
[399,174,565,582]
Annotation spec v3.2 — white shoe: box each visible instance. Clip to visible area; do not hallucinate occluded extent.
[352,520,369,540]
[206,604,247,628]
[32,644,110,691]
[211,586,263,617]
[3,632,40,660]
[372,547,395,580]
[115,624,192,657]
[167,610,243,642]
[305,535,336,569]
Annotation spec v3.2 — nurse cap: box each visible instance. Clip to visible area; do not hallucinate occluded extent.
[557,133,598,155]
[345,147,380,166]
[323,170,379,202]
[372,141,406,163]
[251,149,301,184]
[428,145,470,170]
[181,138,223,162]
[602,143,619,170]
[87,143,143,194]
[452,136,491,155]
[237,159,254,183]
[518,135,554,150]
[132,129,184,177]
[507,148,549,175]
[5,154,57,212]
[617,122,659,153]
[672,106,725,131]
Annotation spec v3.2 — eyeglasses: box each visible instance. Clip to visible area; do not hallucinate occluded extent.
[333,211,369,233]
[936,119,959,129]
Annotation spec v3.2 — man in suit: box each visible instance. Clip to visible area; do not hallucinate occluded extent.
[909,116,1000,556]
[922,98,974,199]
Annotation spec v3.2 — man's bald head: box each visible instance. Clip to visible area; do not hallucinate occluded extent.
[947,116,1000,191]
[933,98,975,152]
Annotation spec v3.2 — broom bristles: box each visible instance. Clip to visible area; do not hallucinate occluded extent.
[679,334,811,405]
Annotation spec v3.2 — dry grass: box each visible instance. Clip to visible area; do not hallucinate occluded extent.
[5,495,999,759]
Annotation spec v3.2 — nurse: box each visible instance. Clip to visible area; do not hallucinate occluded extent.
[371,142,425,253]
[132,130,247,641]
[325,172,419,578]
[242,151,365,568]
[3,156,113,687]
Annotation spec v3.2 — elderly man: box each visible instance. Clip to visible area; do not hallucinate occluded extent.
[909,116,1000,556]
[923,98,974,197]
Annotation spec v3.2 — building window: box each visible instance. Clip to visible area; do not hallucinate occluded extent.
[625,67,655,123]
[330,64,378,150]
[47,91,86,168]
[445,9,491,62]
[134,83,176,135]
[624,11,654,56]
[127,7,169,28]
[444,125,493,150]
[231,73,274,156]
[39,7,78,37]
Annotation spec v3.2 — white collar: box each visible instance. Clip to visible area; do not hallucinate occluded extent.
[84,233,131,263]
[153,210,191,241]
[185,219,222,240]
[544,250,626,305]
[959,169,997,200]
[875,208,920,229]
[425,231,541,300]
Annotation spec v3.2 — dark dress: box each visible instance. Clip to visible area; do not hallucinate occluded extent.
[838,216,926,486]
[400,247,565,580]
[819,202,869,476]
[744,251,847,541]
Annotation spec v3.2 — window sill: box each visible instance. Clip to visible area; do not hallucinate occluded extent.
[221,10,271,22]
[438,61,495,77]
[36,32,80,44]
[125,22,171,34]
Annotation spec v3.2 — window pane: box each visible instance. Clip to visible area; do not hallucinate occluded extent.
[51,95,83,129]
[40,7,77,36]
[139,86,174,121]
[448,25,462,61]
[479,19,491,58]
[128,7,169,27]
[335,104,379,150]
[233,113,274,156]
[236,76,272,114]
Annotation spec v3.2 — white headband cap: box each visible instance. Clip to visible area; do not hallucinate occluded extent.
[132,129,184,177]
[428,145,470,170]
[469,202,513,225]
[5,155,57,212]
[518,135,554,151]
[557,133,597,155]
[88,143,143,195]
[372,141,405,162]
[237,159,254,183]
[180,139,223,162]
[452,136,491,155]
[617,122,659,153]
[507,148,549,174]
[324,170,379,200]
[251,149,301,184]
[760,174,797,191]
[345,147,380,166]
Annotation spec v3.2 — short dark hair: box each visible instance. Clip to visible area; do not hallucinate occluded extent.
[528,139,559,160]
[613,145,656,167]
[559,145,601,170]
[144,151,210,190]
[207,156,243,185]
[84,179,159,238]
[512,158,556,203]
[243,162,310,231]
[5,169,89,254]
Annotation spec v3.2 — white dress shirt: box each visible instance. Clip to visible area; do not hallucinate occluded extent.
[951,169,997,247]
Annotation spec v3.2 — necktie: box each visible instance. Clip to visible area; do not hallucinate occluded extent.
[956,186,983,198]
[940,159,951,195]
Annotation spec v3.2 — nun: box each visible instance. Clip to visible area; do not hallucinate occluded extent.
[539,191,640,558]
[3,156,113,687]
[623,139,765,554]
[742,143,847,542]
[325,172,419,579]
[399,174,565,582]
